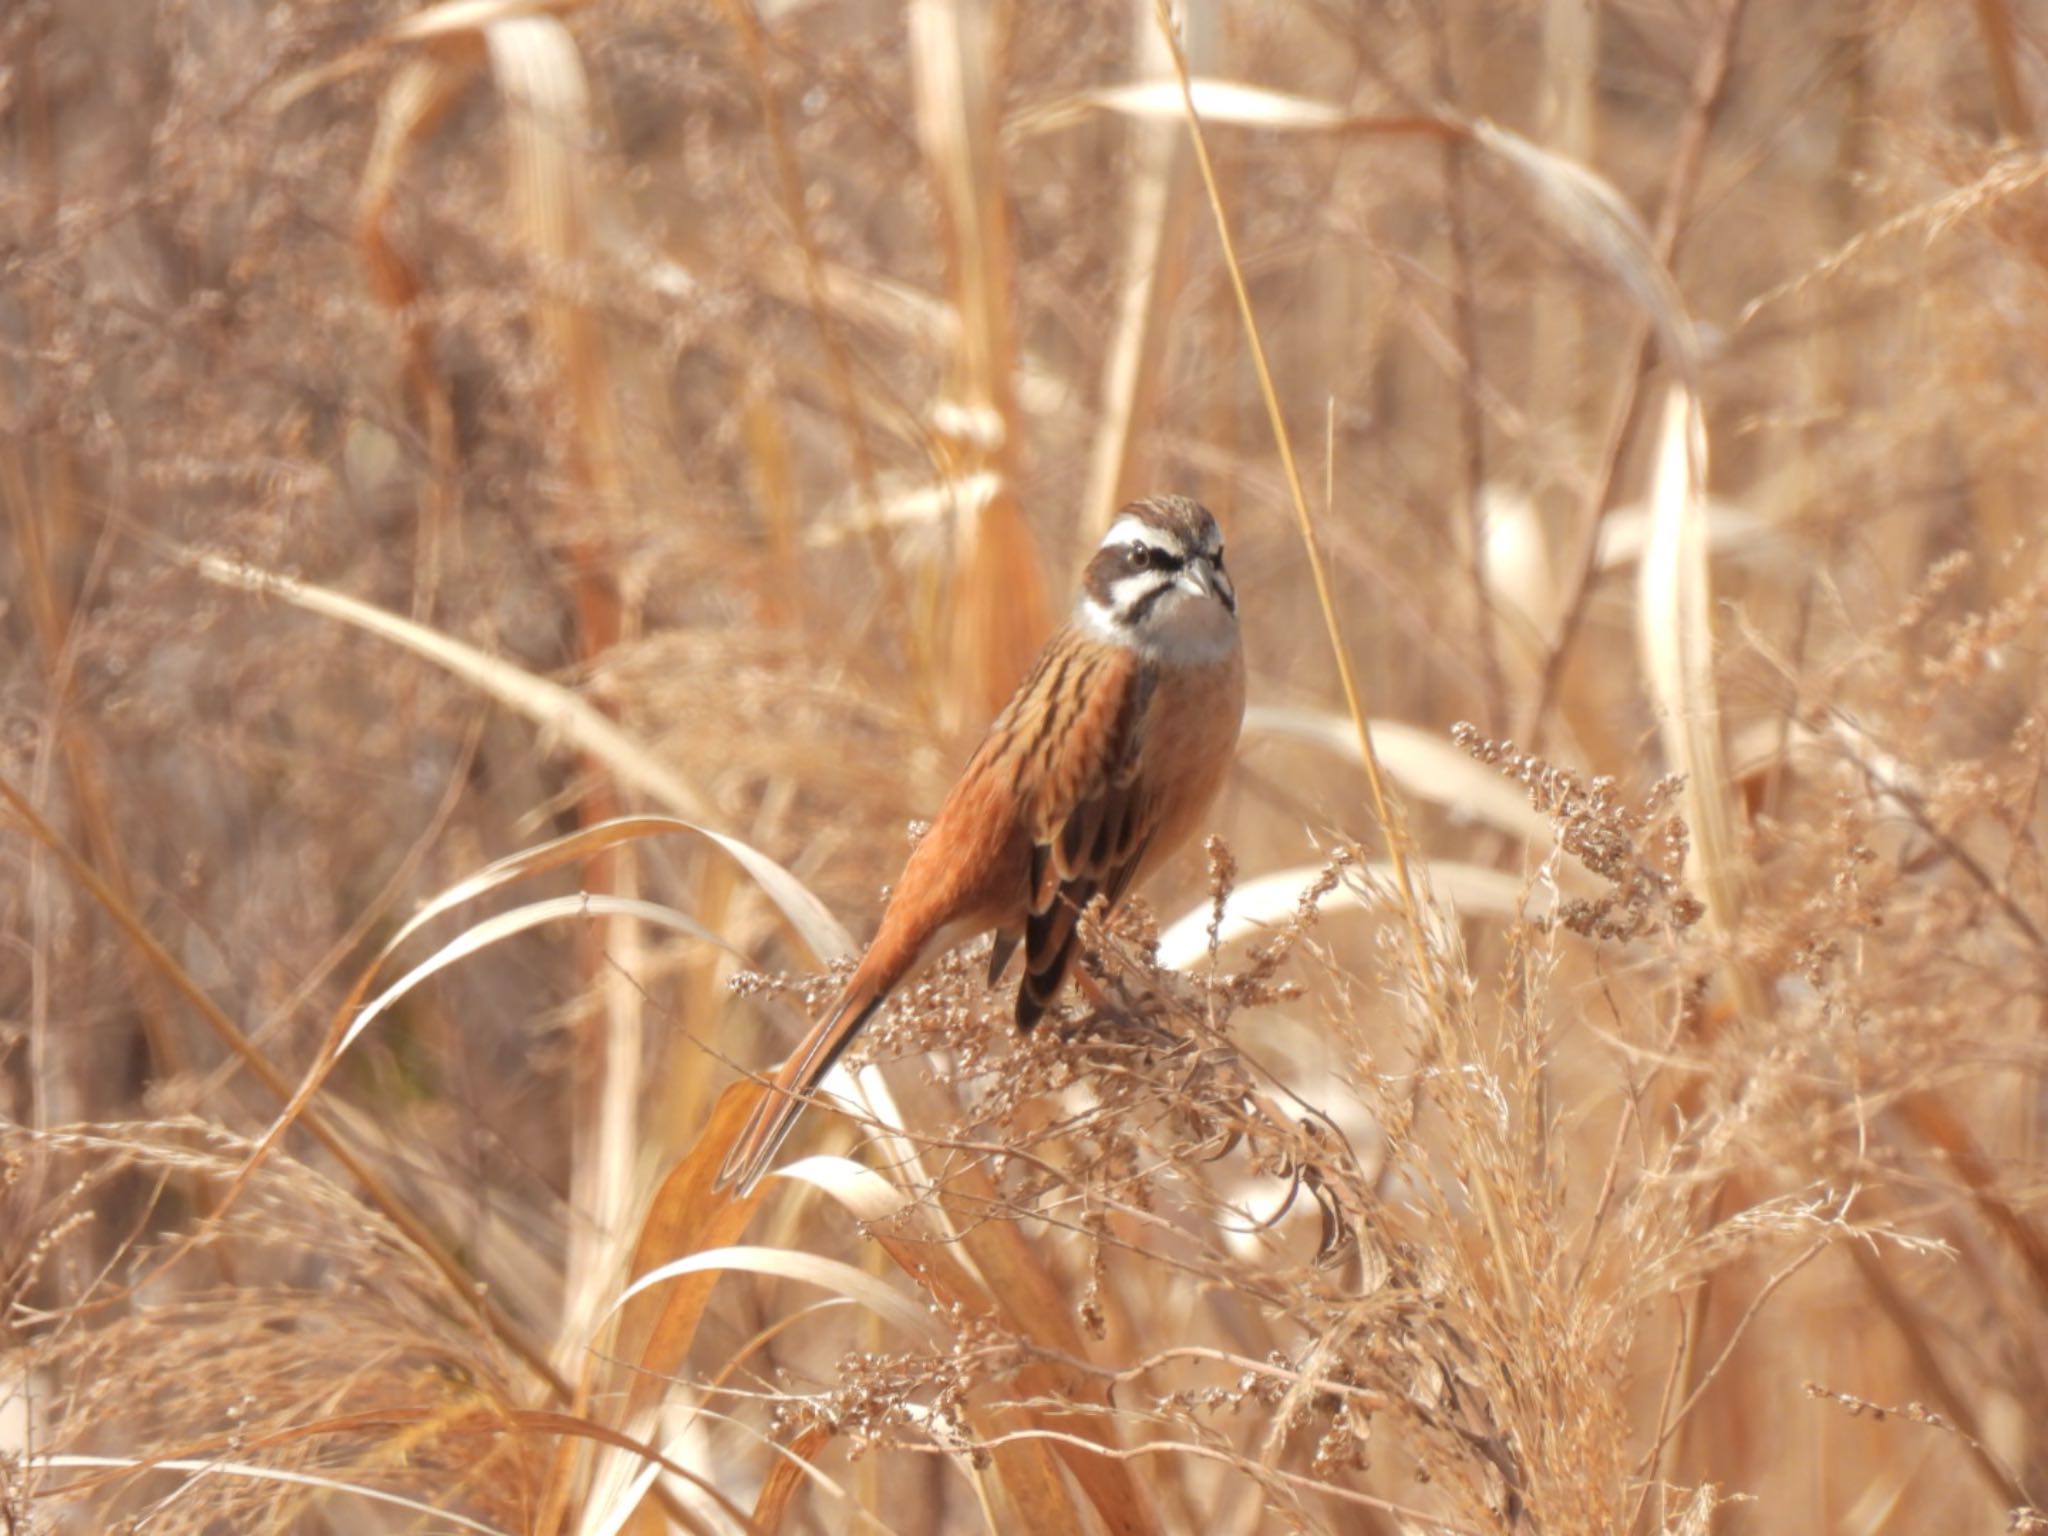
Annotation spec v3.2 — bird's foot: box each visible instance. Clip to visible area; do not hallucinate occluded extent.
[1061,957,1181,1049]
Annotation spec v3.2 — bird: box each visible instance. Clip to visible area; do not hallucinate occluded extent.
[717,493,1245,1195]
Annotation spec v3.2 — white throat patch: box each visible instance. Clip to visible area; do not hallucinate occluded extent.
[1076,583,1237,664]
[1079,509,1235,663]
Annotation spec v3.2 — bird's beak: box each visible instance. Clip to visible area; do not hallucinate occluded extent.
[1177,557,1236,614]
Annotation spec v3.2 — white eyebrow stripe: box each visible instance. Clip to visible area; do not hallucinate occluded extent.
[1101,514,1181,553]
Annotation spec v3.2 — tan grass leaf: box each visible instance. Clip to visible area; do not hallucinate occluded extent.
[1244,706,1554,845]
[1636,385,1754,997]
[908,0,1052,727]
[502,1410,751,1536]
[1050,79,1694,385]
[385,0,585,45]
[380,813,852,969]
[338,895,738,1061]
[1158,859,1547,969]
[612,1081,772,1413]
[191,552,704,804]
[32,1454,509,1535]
[805,471,1002,550]
[1025,77,1354,135]
[1597,498,1769,574]
[910,0,1052,720]
[777,1157,1008,1323]
[609,1245,943,1346]
[1077,11,1216,535]
[478,12,632,598]
[1467,118,1699,383]
[749,1422,836,1532]
[776,1153,925,1222]
[189,808,845,1287]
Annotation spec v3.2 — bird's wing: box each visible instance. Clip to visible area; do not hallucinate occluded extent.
[1015,647,1161,1028]
[718,641,1166,1191]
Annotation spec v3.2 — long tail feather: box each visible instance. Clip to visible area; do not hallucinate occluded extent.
[716,979,888,1195]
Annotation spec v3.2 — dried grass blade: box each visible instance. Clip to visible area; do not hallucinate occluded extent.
[1467,119,1700,386]
[339,895,740,1061]
[396,813,850,966]
[483,12,616,489]
[189,551,702,808]
[909,0,1050,725]
[1244,706,1553,845]
[1043,78,1356,133]
[609,1245,943,1346]
[356,50,474,618]
[581,1404,872,1536]
[503,1413,742,1536]
[169,815,847,1457]
[1636,386,1749,967]
[909,0,1014,424]
[1158,859,1549,969]
[750,1423,836,1531]
[210,810,843,1282]
[479,10,627,673]
[1078,8,1214,535]
[31,1455,511,1535]
[566,1080,770,1533]
[614,1082,774,1413]
[778,1157,1002,1316]
[805,471,1002,549]
[386,0,586,45]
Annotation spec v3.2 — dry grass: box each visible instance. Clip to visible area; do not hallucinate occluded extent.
[5,1,2048,1531]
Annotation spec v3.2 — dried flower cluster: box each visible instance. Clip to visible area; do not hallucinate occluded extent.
[1454,722,1706,940]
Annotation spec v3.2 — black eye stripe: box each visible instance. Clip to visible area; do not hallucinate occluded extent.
[1126,542,1183,571]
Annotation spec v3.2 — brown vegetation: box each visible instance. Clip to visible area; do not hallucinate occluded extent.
[4,1,2047,1531]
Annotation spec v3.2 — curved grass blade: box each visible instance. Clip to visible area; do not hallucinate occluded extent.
[1158,859,1546,970]
[608,1245,943,1346]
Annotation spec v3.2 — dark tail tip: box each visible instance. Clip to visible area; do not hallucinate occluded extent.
[715,1095,797,1196]
[714,991,888,1195]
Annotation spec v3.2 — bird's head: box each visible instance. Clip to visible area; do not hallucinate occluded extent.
[1078,494,1237,662]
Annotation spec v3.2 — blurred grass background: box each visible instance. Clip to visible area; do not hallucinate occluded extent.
[4,0,2047,1531]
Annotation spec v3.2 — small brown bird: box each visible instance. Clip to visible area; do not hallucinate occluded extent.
[718,494,1245,1193]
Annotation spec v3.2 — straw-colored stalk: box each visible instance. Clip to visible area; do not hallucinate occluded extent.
[909,0,1052,729]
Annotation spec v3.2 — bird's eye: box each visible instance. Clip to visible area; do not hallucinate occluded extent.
[1126,542,1155,568]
